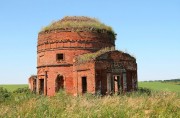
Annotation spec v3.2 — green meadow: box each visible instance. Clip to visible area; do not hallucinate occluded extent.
[1,81,179,92]
[0,84,28,92]
[138,82,180,92]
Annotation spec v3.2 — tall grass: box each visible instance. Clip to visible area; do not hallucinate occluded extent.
[0,88,179,118]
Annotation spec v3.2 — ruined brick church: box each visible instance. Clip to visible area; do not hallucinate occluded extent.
[29,16,138,96]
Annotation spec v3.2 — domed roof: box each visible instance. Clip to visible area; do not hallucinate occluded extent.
[40,16,115,35]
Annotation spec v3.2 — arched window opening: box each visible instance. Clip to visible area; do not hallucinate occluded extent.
[55,75,64,92]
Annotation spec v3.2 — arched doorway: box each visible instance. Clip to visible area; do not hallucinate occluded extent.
[55,75,64,92]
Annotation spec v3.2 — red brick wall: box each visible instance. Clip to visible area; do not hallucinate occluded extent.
[37,31,115,53]
[73,51,137,95]
[73,62,95,95]
[37,30,115,96]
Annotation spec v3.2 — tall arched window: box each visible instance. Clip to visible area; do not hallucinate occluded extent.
[55,75,64,92]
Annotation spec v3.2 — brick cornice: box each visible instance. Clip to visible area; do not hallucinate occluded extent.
[37,63,73,68]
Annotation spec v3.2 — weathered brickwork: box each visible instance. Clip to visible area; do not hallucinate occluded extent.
[36,31,115,96]
[74,51,137,95]
[28,16,137,96]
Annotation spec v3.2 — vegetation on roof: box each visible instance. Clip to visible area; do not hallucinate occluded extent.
[76,47,116,64]
[40,16,115,37]
[76,47,136,64]
[30,75,37,78]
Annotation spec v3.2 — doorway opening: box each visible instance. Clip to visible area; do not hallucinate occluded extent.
[82,77,87,93]
[114,75,121,94]
[55,75,64,92]
[39,79,44,95]
[96,79,102,95]
[33,79,36,92]
[107,73,115,94]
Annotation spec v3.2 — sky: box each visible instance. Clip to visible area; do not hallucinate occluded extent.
[0,0,180,84]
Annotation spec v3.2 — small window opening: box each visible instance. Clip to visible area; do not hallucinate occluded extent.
[56,53,64,61]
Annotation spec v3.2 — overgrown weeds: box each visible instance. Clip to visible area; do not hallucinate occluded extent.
[0,87,11,103]
[0,88,179,118]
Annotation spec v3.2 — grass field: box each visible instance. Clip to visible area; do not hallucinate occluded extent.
[0,84,28,92]
[138,82,180,92]
[0,90,180,117]
[0,82,180,117]
[1,82,179,92]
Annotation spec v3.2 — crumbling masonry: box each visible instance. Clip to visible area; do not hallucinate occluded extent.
[28,16,137,96]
